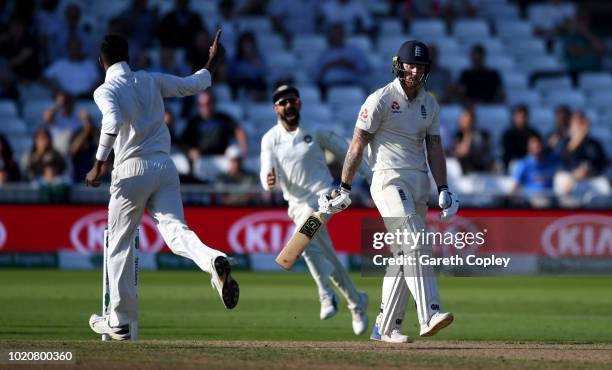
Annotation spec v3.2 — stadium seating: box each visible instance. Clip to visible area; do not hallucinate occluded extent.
[1,0,609,209]
[0,100,18,117]
[453,19,491,39]
[411,19,446,39]
[0,118,28,136]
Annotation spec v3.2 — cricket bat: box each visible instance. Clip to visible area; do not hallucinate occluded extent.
[275,211,325,270]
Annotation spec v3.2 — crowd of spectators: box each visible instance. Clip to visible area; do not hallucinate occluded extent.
[0,0,609,207]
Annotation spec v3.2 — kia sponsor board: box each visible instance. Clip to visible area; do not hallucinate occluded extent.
[0,206,611,273]
[69,210,165,254]
[541,215,612,258]
[227,211,295,254]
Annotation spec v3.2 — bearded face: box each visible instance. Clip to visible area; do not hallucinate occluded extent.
[276,98,301,126]
[401,63,426,88]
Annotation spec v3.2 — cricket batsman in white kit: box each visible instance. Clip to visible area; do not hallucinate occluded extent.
[319,41,459,343]
[260,85,370,335]
[86,32,239,340]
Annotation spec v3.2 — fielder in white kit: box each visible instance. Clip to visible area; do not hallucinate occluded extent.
[87,32,239,340]
[319,41,459,343]
[260,85,370,335]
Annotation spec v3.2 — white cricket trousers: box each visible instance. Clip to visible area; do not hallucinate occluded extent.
[288,200,360,309]
[370,169,443,335]
[106,154,225,327]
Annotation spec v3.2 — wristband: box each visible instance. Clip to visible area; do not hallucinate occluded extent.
[340,182,352,192]
[437,185,448,194]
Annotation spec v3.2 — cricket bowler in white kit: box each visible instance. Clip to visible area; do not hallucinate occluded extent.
[86,32,239,340]
[319,41,459,343]
[260,85,370,335]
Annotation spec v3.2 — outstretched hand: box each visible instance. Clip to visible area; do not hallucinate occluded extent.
[205,29,225,73]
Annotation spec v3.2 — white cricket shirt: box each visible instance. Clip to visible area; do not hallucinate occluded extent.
[356,78,440,172]
[260,121,370,204]
[94,62,211,169]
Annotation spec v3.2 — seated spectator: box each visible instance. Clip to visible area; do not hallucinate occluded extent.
[554,112,607,196]
[151,47,189,76]
[453,108,494,173]
[43,36,99,97]
[532,0,575,43]
[546,105,571,154]
[120,0,159,50]
[217,145,258,205]
[0,18,40,82]
[562,9,607,79]
[269,0,319,43]
[182,91,248,161]
[42,90,93,155]
[312,23,370,94]
[456,45,505,105]
[439,0,478,24]
[159,0,205,48]
[185,30,211,73]
[215,0,238,57]
[426,44,453,103]
[48,3,93,61]
[24,128,66,181]
[229,31,267,101]
[0,57,18,99]
[69,115,98,183]
[320,0,374,35]
[502,104,540,170]
[0,134,21,184]
[36,158,71,203]
[512,134,560,196]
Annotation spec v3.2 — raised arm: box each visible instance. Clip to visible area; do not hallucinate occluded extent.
[152,29,225,98]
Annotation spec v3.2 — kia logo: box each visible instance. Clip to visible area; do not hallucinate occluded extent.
[0,221,6,250]
[70,210,165,254]
[228,211,295,253]
[541,215,612,257]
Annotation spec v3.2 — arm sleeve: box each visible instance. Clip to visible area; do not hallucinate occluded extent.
[151,69,212,98]
[355,92,385,134]
[426,101,441,135]
[93,87,123,135]
[259,133,275,190]
[317,128,372,181]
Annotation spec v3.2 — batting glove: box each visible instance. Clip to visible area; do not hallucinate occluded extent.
[318,183,352,214]
[438,185,459,221]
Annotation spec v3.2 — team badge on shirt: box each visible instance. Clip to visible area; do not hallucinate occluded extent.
[391,100,401,113]
[359,108,368,121]
[304,134,312,143]
[420,104,427,119]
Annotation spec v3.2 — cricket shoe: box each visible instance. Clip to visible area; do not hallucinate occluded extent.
[419,312,454,337]
[320,291,338,320]
[350,292,368,336]
[211,256,240,309]
[89,314,130,341]
[381,328,413,343]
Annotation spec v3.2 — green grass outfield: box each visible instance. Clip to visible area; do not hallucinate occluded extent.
[1,270,611,369]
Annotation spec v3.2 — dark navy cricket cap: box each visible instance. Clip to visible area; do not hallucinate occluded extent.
[397,40,431,65]
[272,85,300,104]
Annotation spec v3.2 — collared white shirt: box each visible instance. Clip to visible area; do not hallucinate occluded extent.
[93,62,211,168]
[260,121,370,205]
[356,78,440,172]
